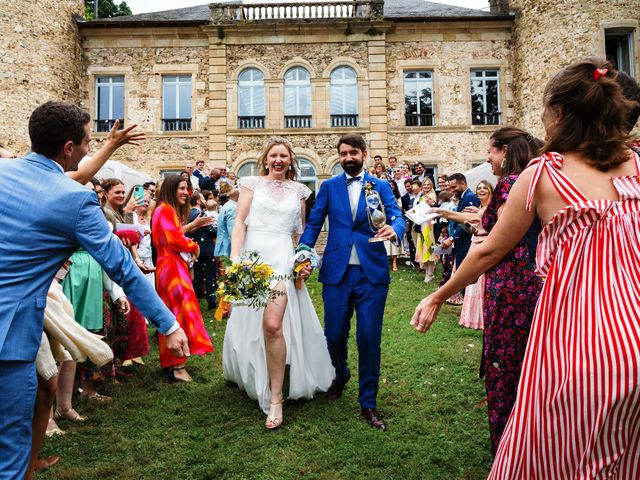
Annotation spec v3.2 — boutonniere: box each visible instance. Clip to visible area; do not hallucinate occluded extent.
[363,180,376,192]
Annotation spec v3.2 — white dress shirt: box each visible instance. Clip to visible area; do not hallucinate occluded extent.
[346,170,365,265]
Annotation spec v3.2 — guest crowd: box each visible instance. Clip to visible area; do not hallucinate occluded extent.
[1,56,639,479]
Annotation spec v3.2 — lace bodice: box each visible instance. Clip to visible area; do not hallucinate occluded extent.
[238,176,311,235]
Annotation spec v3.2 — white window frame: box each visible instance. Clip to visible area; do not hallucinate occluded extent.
[403,70,434,126]
[470,69,501,125]
[238,68,265,117]
[162,75,192,121]
[330,66,358,115]
[95,75,124,121]
[284,67,312,116]
[605,28,635,77]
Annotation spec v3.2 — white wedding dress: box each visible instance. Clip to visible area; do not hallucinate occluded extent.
[222,176,335,414]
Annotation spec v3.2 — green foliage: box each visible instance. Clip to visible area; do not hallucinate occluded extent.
[83,0,132,20]
[41,268,492,479]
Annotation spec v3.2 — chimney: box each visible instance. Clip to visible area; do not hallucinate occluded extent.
[489,0,510,14]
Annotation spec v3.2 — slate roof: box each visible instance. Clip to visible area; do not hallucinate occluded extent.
[79,0,510,27]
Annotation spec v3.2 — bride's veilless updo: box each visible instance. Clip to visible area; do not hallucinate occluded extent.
[258,136,299,180]
[542,57,636,172]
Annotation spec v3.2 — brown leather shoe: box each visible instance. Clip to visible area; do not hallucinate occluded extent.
[326,379,347,400]
[35,455,62,471]
[361,408,387,431]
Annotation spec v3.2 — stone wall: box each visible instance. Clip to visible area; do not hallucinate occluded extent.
[510,0,640,136]
[385,21,513,171]
[0,0,84,154]
[81,28,210,173]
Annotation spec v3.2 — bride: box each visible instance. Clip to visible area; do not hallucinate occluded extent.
[222,136,335,429]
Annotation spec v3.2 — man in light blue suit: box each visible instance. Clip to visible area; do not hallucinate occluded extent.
[299,134,405,431]
[0,102,190,479]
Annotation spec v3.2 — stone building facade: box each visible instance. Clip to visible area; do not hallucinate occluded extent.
[1,0,639,186]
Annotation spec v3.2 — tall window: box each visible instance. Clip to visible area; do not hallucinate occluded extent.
[471,69,501,125]
[95,76,124,132]
[162,75,192,131]
[238,68,265,129]
[331,162,344,177]
[330,66,358,127]
[605,28,635,76]
[237,161,258,178]
[404,71,434,126]
[296,158,318,192]
[284,67,312,128]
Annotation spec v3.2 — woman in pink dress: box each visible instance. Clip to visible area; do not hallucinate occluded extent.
[436,180,493,329]
[412,58,640,477]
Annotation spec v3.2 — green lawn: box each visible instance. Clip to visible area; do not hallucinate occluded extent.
[41,267,491,480]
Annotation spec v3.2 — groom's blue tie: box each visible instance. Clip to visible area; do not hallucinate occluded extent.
[345,176,361,186]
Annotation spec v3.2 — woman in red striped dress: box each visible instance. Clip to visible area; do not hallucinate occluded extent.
[412,57,640,478]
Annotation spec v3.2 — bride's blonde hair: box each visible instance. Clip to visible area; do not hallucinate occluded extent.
[258,136,298,180]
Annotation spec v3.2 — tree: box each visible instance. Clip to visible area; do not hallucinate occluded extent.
[83,0,133,20]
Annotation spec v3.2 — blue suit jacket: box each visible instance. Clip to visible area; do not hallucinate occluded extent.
[299,172,405,285]
[451,188,481,265]
[0,154,176,362]
[214,200,237,257]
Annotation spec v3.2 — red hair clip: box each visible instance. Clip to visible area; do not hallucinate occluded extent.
[594,68,608,80]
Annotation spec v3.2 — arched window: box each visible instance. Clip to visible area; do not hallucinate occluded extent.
[237,161,258,179]
[331,162,344,177]
[296,158,317,192]
[284,67,312,128]
[238,68,265,129]
[330,66,358,127]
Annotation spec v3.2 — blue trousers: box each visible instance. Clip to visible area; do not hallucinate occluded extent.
[0,361,36,480]
[322,265,388,409]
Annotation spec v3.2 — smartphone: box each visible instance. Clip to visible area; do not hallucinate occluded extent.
[133,185,145,202]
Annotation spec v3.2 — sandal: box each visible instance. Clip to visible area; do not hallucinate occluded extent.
[265,400,284,430]
[45,426,66,437]
[80,392,112,402]
[54,408,88,422]
[164,366,192,383]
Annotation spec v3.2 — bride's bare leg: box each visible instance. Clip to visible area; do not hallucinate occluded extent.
[263,283,288,406]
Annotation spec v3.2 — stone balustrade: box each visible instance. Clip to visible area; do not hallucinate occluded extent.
[210,0,384,24]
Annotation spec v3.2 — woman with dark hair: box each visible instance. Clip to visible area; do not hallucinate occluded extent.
[152,175,213,382]
[413,58,640,476]
[179,170,194,195]
[222,136,334,429]
[385,179,402,271]
[428,126,544,455]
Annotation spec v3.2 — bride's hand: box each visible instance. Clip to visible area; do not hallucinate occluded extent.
[410,292,444,333]
[299,263,312,281]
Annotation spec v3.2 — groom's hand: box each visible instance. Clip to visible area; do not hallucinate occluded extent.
[374,224,397,242]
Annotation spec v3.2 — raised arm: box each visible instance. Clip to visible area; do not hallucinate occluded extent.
[230,187,253,258]
[67,120,146,185]
[412,169,537,332]
[154,205,199,254]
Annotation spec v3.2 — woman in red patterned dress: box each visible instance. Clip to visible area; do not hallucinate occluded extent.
[152,175,213,382]
[412,57,640,478]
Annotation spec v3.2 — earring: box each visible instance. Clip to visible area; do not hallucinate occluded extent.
[289,165,293,171]
[500,158,506,169]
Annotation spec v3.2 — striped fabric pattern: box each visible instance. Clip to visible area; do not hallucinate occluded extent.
[489,152,640,479]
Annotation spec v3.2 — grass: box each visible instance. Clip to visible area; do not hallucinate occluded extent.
[41,267,492,480]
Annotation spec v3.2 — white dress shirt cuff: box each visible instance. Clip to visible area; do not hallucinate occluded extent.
[162,321,181,336]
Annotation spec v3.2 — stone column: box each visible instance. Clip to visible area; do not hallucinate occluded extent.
[510,0,640,137]
[208,41,228,166]
[367,38,388,161]
[0,0,84,153]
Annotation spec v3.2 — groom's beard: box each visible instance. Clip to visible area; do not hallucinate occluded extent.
[342,160,364,176]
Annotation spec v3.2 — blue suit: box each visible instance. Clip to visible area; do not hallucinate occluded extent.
[451,188,481,267]
[0,154,177,478]
[299,172,405,408]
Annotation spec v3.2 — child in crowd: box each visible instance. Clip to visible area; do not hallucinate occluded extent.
[204,200,219,225]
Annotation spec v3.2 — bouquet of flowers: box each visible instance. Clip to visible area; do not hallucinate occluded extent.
[215,251,287,319]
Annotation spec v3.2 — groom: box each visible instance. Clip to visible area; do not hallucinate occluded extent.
[299,134,405,430]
